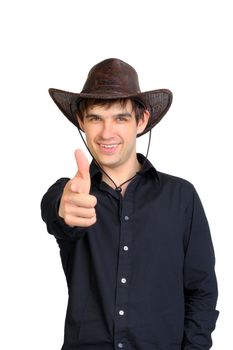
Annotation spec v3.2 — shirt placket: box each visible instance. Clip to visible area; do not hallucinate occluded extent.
[114,190,134,350]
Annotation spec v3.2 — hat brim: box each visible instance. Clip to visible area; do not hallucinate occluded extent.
[48,88,173,137]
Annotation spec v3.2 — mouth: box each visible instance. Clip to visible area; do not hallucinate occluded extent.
[98,143,120,154]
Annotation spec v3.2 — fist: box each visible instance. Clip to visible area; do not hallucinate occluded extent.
[59,149,97,227]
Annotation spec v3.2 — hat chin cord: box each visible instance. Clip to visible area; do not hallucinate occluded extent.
[77,127,152,193]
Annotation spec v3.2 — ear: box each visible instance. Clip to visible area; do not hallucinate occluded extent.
[77,114,85,132]
[136,110,150,135]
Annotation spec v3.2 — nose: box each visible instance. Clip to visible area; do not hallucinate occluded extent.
[100,120,115,139]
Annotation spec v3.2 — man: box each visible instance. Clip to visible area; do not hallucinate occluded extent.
[41,58,219,350]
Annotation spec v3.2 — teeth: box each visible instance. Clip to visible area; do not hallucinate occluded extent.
[101,144,118,148]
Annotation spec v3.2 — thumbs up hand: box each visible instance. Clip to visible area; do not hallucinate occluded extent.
[59,149,97,228]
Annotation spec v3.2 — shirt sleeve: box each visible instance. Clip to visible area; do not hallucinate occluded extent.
[41,178,87,240]
[182,185,219,349]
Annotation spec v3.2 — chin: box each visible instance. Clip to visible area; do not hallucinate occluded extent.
[96,154,121,168]
[97,158,120,169]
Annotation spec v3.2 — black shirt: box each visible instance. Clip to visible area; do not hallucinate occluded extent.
[41,154,219,350]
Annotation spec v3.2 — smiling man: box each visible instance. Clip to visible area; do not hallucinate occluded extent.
[41,58,219,350]
[76,99,149,196]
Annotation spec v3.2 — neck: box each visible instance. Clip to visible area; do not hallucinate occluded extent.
[101,156,141,193]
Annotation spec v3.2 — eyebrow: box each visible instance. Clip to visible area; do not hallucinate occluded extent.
[85,112,133,119]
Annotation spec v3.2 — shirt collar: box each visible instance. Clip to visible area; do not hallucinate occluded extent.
[90,153,160,183]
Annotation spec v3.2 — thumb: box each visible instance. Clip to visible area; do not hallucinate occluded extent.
[71,149,91,193]
[75,149,90,181]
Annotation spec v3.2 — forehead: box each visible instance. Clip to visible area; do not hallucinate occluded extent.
[86,99,134,115]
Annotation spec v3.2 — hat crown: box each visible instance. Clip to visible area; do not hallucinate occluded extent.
[81,58,141,95]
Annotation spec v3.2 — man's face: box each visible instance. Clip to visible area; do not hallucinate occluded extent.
[78,100,149,171]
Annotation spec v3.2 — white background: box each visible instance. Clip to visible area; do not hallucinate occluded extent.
[0,0,232,348]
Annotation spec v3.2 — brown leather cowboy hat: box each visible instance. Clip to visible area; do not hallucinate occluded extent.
[49,58,173,137]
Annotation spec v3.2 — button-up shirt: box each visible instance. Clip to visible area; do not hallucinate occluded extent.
[41,154,219,350]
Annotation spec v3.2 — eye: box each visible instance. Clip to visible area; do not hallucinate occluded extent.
[88,115,101,122]
[116,116,128,122]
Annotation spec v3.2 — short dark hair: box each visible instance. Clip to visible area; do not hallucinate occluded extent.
[76,98,147,125]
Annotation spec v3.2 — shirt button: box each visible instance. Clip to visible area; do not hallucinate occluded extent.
[123,246,128,251]
[119,310,125,316]
[118,343,123,348]
[121,278,127,284]
[124,215,129,221]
